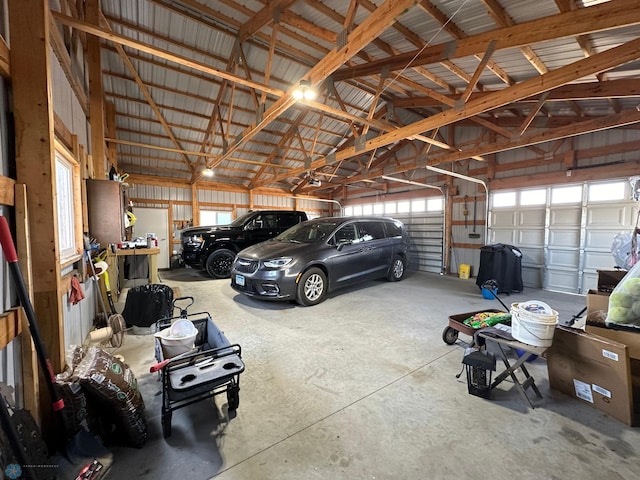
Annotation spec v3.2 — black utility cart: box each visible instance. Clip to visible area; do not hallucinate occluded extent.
[151,297,244,438]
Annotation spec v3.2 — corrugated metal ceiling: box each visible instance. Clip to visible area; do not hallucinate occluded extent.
[51,0,640,193]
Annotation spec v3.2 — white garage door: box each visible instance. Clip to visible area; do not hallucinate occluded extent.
[489,180,633,294]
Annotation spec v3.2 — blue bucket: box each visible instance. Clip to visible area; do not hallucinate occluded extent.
[481,287,497,300]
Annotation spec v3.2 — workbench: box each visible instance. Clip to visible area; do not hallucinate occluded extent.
[477,330,548,408]
[105,248,160,302]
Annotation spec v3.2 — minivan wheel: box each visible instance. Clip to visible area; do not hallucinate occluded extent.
[206,249,236,278]
[388,255,406,281]
[296,268,327,306]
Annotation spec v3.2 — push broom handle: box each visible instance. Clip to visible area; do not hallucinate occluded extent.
[0,216,65,412]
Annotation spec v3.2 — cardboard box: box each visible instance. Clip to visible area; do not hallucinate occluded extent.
[597,269,626,293]
[586,289,611,325]
[547,325,639,426]
[585,324,640,360]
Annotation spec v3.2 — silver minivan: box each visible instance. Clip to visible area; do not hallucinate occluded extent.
[230,216,409,306]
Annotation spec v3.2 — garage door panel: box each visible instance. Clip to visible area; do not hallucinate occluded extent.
[518,209,545,226]
[519,246,544,265]
[586,205,635,228]
[491,210,517,227]
[582,272,598,292]
[548,249,580,268]
[549,208,581,226]
[547,268,579,292]
[583,251,620,270]
[549,229,580,245]
[517,229,544,246]
[585,230,620,251]
[522,266,543,288]
[490,230,516,244]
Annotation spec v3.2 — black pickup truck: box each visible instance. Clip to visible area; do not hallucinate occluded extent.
[181,210,308,278]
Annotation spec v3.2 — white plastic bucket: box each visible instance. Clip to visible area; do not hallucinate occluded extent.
[510,303,559,347]
[154,319,198,358]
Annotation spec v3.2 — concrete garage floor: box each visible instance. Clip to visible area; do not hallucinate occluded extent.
[104,268,640,480]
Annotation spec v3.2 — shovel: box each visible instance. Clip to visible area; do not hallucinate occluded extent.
[0,216,111,478]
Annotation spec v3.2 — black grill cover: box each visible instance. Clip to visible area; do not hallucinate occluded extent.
[475,244,523,294]
[122,284,174,327]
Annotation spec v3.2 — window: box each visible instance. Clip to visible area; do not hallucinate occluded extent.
[397,201,410,213]
[385,220,403,238]
[427,198,443,211]
[54,141,81,264]
[362,204,373,215]
[492,191,516,208]
[334,224,358,243]
[344,206,353,216]
[201,211,232,225]
[384,202,396,214]
[358,221,385,241]
[352,205,363,216]
[373,203,384,214]
[411,199,425,212]
[520,189,546,206]
[588,181,625,202]
[551,185,582,204]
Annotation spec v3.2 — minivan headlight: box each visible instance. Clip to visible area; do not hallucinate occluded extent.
[263,257,293,268]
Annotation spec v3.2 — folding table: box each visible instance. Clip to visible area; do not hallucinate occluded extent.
[477,331,548,408]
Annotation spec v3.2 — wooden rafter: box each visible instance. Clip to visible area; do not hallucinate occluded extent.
[264,35,640,185]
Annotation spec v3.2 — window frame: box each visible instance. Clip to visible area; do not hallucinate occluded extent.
[54,139,82,266]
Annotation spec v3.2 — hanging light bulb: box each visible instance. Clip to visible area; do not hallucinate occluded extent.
[202,167,214,177]
[293,79,316,101]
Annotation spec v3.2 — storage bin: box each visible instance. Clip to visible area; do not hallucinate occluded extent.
[459,264,471,279]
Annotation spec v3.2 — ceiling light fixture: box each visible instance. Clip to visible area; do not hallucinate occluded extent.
[293,79,316,101]
[202,167,214,177]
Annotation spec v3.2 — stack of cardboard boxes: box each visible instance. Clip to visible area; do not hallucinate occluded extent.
[547,270,640,426]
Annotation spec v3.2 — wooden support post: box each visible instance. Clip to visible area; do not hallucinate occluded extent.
[14,184,40,422]
[191,184,199,226]
[105,100,117,170]
[9,0,65,378]
[86,0,106,179]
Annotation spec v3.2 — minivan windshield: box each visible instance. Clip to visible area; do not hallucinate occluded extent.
[276,220,339,243]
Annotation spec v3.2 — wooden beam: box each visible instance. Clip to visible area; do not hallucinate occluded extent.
[332,0,640,81]
[518,92,550,136]
[51,11,285,96]
[267,36,640,185]
[0,176,15,206]
[393,79,640,108]
[0,36,10,78]
[0,309,21,350]
[48,14,89,116]
[457,40,496,105]
[100,12,196,174]
[205,0,420,175]
[238,0,297,40]
[105,101,117,168]
[86,0,106,179]
[9,0,65,379]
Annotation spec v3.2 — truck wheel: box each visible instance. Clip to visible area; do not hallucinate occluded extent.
[296,268,327,306]
[206,249,236,278]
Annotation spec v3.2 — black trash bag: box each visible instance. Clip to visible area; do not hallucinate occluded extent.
[121,284,174,327]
